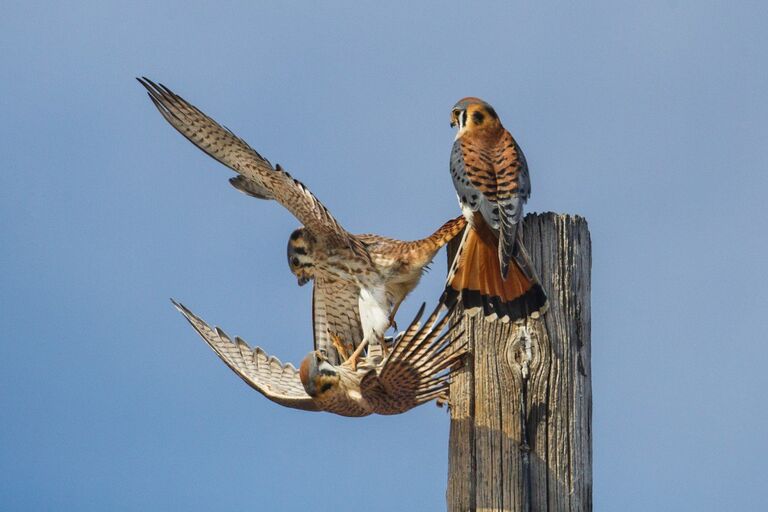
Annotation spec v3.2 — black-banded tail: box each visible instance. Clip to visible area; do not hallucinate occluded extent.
[442,220,546,322]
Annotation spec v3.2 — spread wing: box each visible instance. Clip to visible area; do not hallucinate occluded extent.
[138,78,361,253]
[172,300,319,412]
[360,301,468,415]
[312,277,364,365]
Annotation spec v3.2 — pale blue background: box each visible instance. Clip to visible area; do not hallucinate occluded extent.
[1,1,766,510]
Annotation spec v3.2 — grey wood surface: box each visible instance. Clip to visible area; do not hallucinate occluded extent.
[446,213,592,512]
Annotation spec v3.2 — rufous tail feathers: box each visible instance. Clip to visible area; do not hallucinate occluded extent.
[442,220,547,322]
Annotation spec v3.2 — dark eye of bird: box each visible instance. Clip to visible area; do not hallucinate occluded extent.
[291,257,300,266]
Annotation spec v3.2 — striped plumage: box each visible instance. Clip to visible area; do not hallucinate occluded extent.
[139,78,466,362]
[173,299,467,416]
[357,216,466,323]
[445,97,547,321]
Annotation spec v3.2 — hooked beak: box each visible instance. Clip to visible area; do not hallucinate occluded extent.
[297,276,310,286]
[450,120,456,128]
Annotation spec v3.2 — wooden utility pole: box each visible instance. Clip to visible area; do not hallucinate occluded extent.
[446,213,592,512]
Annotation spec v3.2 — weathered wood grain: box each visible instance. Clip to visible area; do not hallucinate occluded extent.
[446,213,592,512]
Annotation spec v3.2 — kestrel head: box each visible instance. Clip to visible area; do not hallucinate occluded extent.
[299,350,340,397]
[287,228,316,286]
[450,97,501,138]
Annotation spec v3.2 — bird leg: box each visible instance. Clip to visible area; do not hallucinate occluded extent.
[379,336,390,358]
[381,302,402,359]
[329,331,350,361]
[342,339,369,371]
[388,301,402,332]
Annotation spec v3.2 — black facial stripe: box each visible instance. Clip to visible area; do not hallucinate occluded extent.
[319,369,335,377]
[472,111,485,124]
[292,247,308,255]
[290,231,301,240]
[320,383,333,393]
[461,110,468,127]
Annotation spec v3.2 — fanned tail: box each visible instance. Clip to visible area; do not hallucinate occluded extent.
[442,220,546,322]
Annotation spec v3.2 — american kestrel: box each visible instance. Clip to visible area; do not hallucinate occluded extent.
[139,78,466,363]
[444,97,547,321]
[172,299,467,416]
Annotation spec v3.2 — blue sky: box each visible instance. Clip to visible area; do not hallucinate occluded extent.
[1,1,767,510]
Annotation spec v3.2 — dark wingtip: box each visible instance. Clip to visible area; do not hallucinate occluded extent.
[170,298,191,317]
[229,176,249,195]
[136,76,156,90]
[410,302,427,326]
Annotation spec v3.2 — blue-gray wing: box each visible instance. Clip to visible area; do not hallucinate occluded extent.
[495,135,530,277]
[449,139,500,228]
[450,134,530,278]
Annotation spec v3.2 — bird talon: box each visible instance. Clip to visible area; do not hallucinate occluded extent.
[342,339,369,371]
[329,331,350,361]
[380,338,390,358]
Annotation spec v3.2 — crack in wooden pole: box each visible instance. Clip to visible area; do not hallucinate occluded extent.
[446,213,592,512]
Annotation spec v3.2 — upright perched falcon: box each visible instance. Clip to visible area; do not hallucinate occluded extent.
[139,78,466,363]
[173,299,467,417]
[444,97,547,321]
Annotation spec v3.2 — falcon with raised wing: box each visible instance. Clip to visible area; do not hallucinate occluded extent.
[173,299,467,416]
[139,78,466,363]
[444,97,547,322]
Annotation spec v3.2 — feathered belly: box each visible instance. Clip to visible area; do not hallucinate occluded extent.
[381,265,424,306]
